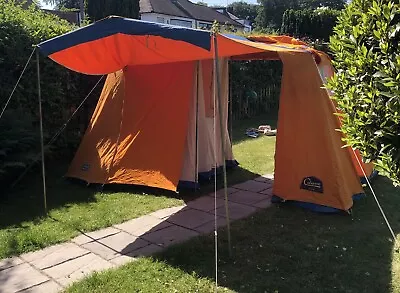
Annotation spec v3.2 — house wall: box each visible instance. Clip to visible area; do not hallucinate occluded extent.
[140,12,227,31]
[141,13,196,28]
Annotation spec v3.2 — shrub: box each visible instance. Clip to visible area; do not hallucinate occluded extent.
[328,0,400,183]
[0,0,101,187]
[281,8,340,41]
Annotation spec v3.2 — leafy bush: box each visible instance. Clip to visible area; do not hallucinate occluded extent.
[281,8,340,41]
[0,0,101,186]
[328,0,400,183]
[255,0,345,31]
[0,109,41,185]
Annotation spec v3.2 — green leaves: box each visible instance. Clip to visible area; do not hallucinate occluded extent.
[328,0,400,183]
[281,8,340,41]
[0,1,102,186]
[87,0,139,22]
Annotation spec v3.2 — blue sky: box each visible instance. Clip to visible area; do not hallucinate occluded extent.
[40,0,258,10]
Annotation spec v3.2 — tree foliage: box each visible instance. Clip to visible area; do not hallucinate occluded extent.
[43,0,80,9]
[87,0,139,21]
[0,0,100,187]
[328,0,400,183]
[196,1,208,6]
[256,0,345,30]
[281,8,340,41]
[227,1,259,23]
[44,0,140,20]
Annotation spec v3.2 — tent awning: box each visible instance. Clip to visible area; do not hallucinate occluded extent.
[37,16,323,75]
[38,16,212,55]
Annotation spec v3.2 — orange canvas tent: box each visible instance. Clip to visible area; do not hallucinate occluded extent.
[37,16,375,212]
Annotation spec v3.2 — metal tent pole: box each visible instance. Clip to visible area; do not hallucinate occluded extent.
[195,61,200,191]
[229,64,233,144]
[36,48,47,214]
[213,33,232,256]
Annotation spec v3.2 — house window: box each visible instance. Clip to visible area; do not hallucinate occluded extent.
[170,19,193,28]
[156,17,165,24]
[198,22,212,30]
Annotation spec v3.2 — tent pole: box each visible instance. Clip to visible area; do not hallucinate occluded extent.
[36,48,47,214]
[195,61,200,191]
[229,63,233,144]
[213,33,232,257]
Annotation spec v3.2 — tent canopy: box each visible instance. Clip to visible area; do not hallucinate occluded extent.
[37,16,322,75]
[37,16,372,212]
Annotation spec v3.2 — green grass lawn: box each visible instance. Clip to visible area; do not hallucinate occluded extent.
[65,176,400,293]
[0,113,277,259]
[64,112,400,293]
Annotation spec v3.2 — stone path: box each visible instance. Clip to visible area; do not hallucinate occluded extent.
[0,175,274,293]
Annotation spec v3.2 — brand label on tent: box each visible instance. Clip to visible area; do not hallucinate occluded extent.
[300,176,323,193]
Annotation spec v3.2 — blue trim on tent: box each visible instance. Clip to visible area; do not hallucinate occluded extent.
[271,192,366,213]
[178,180,200,190]
[352,193,366,201]
[361,169,379,184]
[222,33,249,41]
[227,159,239,168]
[37,17,212,57]
[178,160,239,189]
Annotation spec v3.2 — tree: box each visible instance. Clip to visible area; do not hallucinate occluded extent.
[196,1,208,6]
[43,0,140,20]
[299,0,346,9]
[227,1,259,23]
[43,0,80,9]
[281,8,340,41]
[328,0,400,183]
[87,0,139,20]
[256,0,300,30]
[255,0,345,30]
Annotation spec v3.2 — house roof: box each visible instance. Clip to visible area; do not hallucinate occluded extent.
[140,0,189,18]
[139,0,244,27]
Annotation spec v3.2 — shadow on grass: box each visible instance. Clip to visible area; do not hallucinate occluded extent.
[0,157,260,226]
[0,160,97,228]
[143,175,400,293]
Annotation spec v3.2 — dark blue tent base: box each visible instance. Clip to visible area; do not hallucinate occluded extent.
[271,170,379,213]
[271,194,366,213]
[361,169,379,185]
[177,160,239,190]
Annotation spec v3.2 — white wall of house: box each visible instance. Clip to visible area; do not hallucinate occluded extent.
[141,13,196,28]
[141,12,234,31]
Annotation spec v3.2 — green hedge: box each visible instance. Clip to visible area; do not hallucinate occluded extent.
[328,0,400,184]
[0,1,101,187]
[281,8,340,41]
[230,60,282,121]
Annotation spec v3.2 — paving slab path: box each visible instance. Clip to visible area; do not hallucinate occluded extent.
[0,175,274,293]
